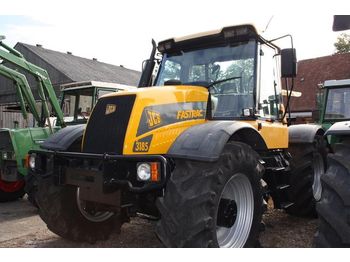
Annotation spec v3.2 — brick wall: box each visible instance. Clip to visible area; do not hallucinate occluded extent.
[289,53,350,112]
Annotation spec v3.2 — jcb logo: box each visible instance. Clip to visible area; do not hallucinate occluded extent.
[105,104,116,115]
[146,110,161,128]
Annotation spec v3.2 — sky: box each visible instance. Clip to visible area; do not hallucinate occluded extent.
[0,0,349,71]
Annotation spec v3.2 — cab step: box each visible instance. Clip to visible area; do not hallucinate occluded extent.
[280,202,294,209]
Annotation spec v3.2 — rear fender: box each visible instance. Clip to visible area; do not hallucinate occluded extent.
[288,124,325,144]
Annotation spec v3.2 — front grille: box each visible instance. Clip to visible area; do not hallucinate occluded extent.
[0,131,13,151]
[82,95,136,154]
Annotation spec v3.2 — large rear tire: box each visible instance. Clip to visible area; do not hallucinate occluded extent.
[287,136,327,217]
[0,178,25,202]
[156,142,263,248]
[36,175,118,243]
[314,140,350,247]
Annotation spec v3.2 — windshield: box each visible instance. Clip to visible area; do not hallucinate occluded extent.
[155,40,257,118]
[325,87,350,120]
[61,87,94,124]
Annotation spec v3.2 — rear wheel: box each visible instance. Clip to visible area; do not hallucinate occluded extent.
[314,140,350,247]
[287,136,327,217]
[156,142,263,247]
[36,175,118,243]
[0,177,25,202]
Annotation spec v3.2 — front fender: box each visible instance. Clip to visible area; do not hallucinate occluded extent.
[167,121,267,162]
[325,121,350,136]
[41,124,85,151]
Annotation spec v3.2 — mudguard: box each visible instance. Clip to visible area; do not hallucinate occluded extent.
[167,121,267,162]
[41,124,85,151]
[288,124,324,144]
[325,121,350,136]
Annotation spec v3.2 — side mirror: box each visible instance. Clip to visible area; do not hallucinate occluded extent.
[333,15,350,31]
[281,48,297,78]
[141,59,149,72]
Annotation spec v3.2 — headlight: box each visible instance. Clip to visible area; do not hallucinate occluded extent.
[2,152,8,160]
[137,163,151,181]
[29,154,36,169]
[137,162,160,182]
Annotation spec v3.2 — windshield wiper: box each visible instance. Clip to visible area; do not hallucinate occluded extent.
[207,76,241,88]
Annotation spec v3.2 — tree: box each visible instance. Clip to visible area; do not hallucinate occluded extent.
[334,33,350,54]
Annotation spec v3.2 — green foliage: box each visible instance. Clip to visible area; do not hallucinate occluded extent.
[334,33,350,54]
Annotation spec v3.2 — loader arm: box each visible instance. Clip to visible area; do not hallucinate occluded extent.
[0,64,42,125]
[0,38,65,128]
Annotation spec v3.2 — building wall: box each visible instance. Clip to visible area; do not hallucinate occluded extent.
[290,53,350,113]
[0,104,35,128]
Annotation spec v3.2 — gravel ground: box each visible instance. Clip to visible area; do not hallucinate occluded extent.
[0,197,317,248]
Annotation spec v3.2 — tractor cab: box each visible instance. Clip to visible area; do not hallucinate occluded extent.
[147,24,295,122]
[58,81,133,125]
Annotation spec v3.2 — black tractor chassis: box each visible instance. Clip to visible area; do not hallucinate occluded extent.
[29,150,168,207]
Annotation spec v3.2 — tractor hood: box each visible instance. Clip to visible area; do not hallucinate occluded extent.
[82,85,209,155]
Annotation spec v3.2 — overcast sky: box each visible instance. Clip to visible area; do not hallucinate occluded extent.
[1,0,349,71]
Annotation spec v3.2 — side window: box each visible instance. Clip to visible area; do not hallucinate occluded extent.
[78,95,93,117]
[157,60,181,85]
[98,90,113,98]
[258,44,281,119]
[62,95,76,117]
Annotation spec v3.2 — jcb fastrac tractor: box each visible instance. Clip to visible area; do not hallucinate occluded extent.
[29,24,325,247]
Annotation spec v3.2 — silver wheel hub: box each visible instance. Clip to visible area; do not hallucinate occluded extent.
[76,188,114,222]
[216,173,254,248]
[312,153,324,201]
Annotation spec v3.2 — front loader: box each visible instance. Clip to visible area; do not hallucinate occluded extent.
[0,64,55,201]
[0,36,130,202]
[0,35,65,201]
[29,24,325,247]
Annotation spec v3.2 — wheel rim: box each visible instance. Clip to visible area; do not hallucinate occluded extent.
[216,173,254,248]
[312,153,324,201]
[76,188,114,222]
[0,178,24,193]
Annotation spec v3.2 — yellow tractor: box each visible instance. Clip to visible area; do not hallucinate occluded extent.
[28,24,325,247]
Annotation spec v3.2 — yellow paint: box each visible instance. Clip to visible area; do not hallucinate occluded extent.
[122,85,209,154]
[84,85,289,154]
[244,120,289,149]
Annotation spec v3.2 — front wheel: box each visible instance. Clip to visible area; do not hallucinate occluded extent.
[0,177,25,202]
[156,142,263,247]
[36,175,118,243]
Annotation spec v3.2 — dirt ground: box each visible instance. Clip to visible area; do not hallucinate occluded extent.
[0,196,317,248]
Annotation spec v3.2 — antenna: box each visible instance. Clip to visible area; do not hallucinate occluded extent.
[263,16,274,33]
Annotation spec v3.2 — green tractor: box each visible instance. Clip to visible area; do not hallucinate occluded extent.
[313,15,350,247]
[314,79,350,247]
[0,36,131,202]
[0,36,64,201]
